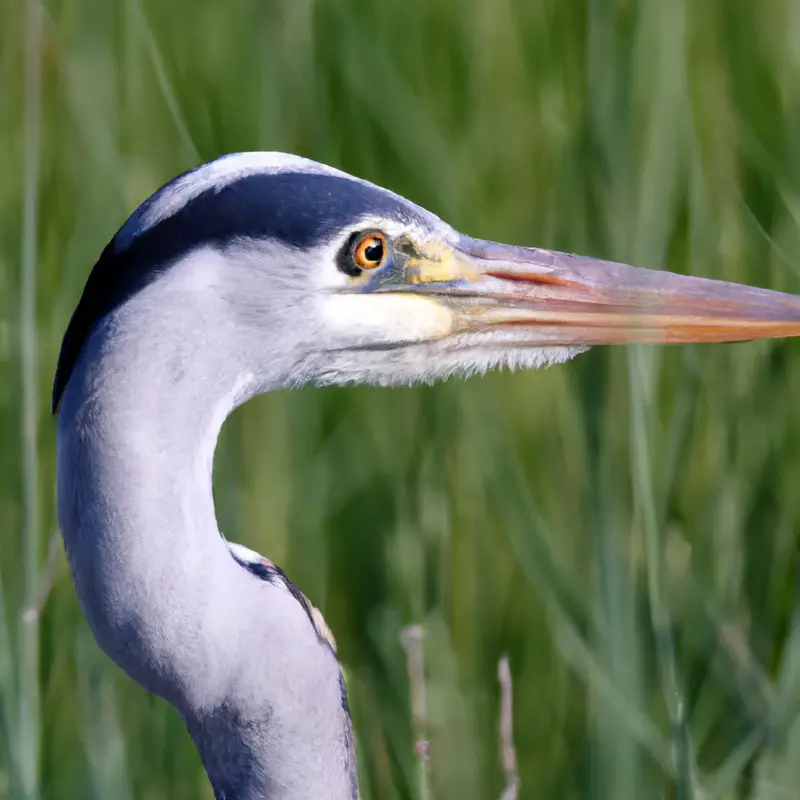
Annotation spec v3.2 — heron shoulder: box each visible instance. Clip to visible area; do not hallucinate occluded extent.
[226,541,338,653]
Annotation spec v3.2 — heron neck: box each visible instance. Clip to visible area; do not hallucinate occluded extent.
[56,309,240,695]
[56,291,358,798]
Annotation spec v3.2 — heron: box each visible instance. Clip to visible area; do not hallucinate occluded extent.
[53,152,800,799]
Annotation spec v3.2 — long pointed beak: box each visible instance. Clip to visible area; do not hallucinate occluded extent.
[417,237,800,345]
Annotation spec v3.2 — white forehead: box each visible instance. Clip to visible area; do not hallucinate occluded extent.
[115,152,376,251]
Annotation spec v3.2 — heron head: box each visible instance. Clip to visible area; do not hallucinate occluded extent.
[54,152,800,408]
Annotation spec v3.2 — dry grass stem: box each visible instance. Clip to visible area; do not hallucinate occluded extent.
[498,655,519,800]
[401,624,431,799]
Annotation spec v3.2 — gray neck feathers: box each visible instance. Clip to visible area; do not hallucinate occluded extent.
[56,247,358,799]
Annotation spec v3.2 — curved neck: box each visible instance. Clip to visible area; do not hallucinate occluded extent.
[56,267,359,799]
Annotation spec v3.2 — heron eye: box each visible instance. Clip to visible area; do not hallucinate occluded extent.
[352,233,387,270]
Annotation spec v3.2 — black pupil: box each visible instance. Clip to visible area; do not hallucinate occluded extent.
[364,239,383,263]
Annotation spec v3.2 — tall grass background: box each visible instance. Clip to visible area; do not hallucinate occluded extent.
[2,0,800,797]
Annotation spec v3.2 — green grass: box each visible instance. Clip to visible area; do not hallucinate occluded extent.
[3,0,800,797]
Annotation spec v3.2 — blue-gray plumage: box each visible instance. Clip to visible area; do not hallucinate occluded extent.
[54,152,800,799]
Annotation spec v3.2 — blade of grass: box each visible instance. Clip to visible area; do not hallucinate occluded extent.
[705,727,766,800]
[76,632,135,800]
[549,601,675,777]
[18,0,43,795]
[21,532,61,625]
[0,565,20,797]
[765,560,800,745]
[129,0,200,165]
[747,560,800,799]
[629,345,698,798]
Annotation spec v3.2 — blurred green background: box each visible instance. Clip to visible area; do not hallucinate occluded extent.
[3,0,800,797]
